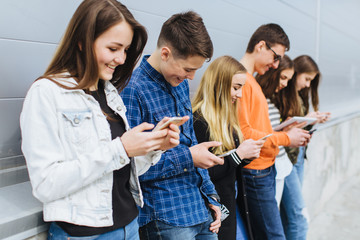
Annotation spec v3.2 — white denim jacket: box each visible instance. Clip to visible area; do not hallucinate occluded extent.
[20,77,161,227]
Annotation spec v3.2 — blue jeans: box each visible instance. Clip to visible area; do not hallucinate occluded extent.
[294,146,305,185]
[139,211,217,240]
[242,165,285,240]
[280,151,308,240]
[47,217,139,240]
[236,205,248,240]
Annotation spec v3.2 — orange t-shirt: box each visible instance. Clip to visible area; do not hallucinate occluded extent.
[238,72,290,170]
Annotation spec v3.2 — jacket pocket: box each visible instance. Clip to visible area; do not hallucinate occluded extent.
[61,110,93,144]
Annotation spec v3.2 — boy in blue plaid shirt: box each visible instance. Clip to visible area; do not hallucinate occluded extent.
[121,11,224,240]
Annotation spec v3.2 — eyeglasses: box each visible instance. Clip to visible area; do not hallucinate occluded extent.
[265,42,281,62]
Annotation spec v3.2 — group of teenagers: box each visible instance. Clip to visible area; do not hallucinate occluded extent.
[20,0,331,239]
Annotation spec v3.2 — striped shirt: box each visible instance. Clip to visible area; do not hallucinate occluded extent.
[267,98,292,180]
[267,99,286,158]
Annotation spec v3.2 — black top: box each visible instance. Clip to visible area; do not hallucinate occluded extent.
[57,81,138,236]
[193,111,254,240]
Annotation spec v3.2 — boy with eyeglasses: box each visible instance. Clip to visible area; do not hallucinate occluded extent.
[236,23,311,240]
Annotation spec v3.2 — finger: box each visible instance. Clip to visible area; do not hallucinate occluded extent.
[167,128,180,139]
[255,139,266,145]
[133,122,155,132]
[152,118,170,131]
[209,222,221,232]
[300,129,309,134]
[209,215,221,229]
[202,141,222,149]
[179,115,190,125]
[295,122,307,128]
[168,124,180,134]
[212,155,224,165]
[151,129,168,138]
[169,138,180,146]
[210,214,221,227]
[147,137,166,148]
[158,117,170,126]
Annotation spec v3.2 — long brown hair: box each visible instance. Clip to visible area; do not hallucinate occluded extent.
[279,55,321,118]
[256,55,293,99]
[40,0,147,92]
[192,56,246,154]
[295,55,321,113]
[256,55,298,119]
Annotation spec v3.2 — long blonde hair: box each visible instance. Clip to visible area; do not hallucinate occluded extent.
[192,56,246,154]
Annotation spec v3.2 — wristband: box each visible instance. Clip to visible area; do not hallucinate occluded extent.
[230,151,242,165]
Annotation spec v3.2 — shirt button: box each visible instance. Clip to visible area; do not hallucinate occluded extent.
[184,168,188,172]
[117,106,122,111]
[74,118,80,124]
[120,158,125,164]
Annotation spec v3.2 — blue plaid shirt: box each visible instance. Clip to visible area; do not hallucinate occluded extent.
[121,56,219,227]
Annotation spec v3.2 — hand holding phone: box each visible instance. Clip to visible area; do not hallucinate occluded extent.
[152,116,186,131]
[216,149,236,157]
[258,133,273,141]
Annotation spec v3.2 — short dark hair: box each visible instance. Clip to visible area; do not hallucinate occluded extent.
[157,11,213,60]
[246,23,290,53]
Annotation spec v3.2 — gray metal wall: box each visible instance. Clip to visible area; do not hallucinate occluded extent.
[1,0,359,239]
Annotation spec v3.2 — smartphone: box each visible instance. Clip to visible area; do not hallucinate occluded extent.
[309,129,317,135]
[216,149,236,158]
[152,117,184,131]
[259,133,273,141]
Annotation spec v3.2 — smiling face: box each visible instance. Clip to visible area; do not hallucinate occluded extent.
[230,73,247,103]
[93,20,133,86]
[159,48,206,87]
[276,68,294,92]
[295,72,317,91]
[254,42,286,75]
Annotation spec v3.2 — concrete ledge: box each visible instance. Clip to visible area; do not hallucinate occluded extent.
[0,182,47,240]
[0,166,29,188]
[304,114,360,218]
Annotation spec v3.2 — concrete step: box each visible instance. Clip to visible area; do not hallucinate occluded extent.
[0,182,47,240]
[308,174,360,240]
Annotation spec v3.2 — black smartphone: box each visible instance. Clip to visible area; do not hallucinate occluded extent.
[309,129,317,135]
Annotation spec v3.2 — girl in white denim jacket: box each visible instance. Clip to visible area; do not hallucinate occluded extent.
[20,0,184,239]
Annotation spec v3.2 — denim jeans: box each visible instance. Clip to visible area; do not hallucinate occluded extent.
[139,211,217,240]
[236,205,249,240]
[242,165,285,240]
[294,146,305,185]
[280,153,308,240]
[47,217,139,240]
